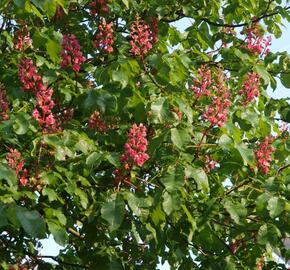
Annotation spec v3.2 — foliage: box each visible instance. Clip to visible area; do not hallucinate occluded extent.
[0,0,290,269]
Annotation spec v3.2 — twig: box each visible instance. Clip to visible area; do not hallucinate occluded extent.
[36,255,89,269]
[201,5,290,28]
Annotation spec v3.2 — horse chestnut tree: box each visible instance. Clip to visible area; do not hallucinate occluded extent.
[0,0,290,269]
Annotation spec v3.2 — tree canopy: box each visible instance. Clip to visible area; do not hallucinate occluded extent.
[0,0,290,269]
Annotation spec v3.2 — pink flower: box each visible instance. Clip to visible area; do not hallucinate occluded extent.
[239,72,260,104]
[113,124,150,186]
[88,111,108,133]
[19,169,28,186]
[94,18,114,53]
[242,24,271,57]
[60,34,86,72]
[192,65,211,98]
[18,58,60,133]
[89,0,109,15]
[129,16,158,59]
[14,25,32,51]
[195,67,231,127]
[0,84,9,121]
[122,124,149,167]
[18,58,42,93]
[255,136,275,174]
[6,149,29,186]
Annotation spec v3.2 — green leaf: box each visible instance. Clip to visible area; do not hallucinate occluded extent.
[47,221,68,246]
[86,152,103,168]
[46,39,61,63]
[121,0,129,8]
[281,73,290,88]
[0,205,8,228]
[234,142,254,166]
[13,113,29,135]
[258,224,281,246]
[101,194,125,231]
[162,191,181,215]
[233,48,251,61]
[127,193,151,220]
[218,134,233,150]
[181,204,197,233]
[0,164,17,186]
[151,97,172,124]
[254,65,270,85]
[16,207,46,238]
[161,164,184,192]
[13,0,26,8]
[224,201,247,224]
[112,69,128,88]
[171,128,191,150]
[185,166,209,192]
[267,197,285,218]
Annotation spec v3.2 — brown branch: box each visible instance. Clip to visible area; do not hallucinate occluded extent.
[225,179,252,195]
[35,255,89,269]
[201,5,290,28]
[277,163,290,175]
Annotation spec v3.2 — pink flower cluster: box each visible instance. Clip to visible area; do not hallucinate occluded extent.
[194,66,231,127]
[88,111,107,133]
[205,156,217,172]
[239,72,261,104]
[13,25,32,51]
[129,17,158,59]
[6,148,28,186]
[121,124,149,167]
[94,18,114,53]
[0,84,9,121]
[191,65,211,98]
[18,58,42,92]
[32,86,59,133]
[114,124,149,186]
[89,0,109,15]
[255,136,274,174]
[242,24,271,57]
[18,58,59,133]
[60,34,86,72]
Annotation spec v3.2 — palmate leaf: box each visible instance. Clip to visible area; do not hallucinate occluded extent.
[16,207,46,238]
[101,194,125,231]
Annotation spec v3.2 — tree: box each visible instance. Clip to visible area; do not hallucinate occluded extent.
[0,0,289,269]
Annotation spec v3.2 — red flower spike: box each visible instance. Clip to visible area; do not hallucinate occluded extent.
[191,65,211,98]
[6,149,29,186]
[94,18,114,53]
[13,25,32,51]
[88,111,108,133]
[89,0,110,15]
[242,23,271,57]
[194,66,231,127]
[60,34,86,72]
[255,136,275,174]
[122,123,149,167]
[114,124,150,186]
[129,16,158,59]
[239,72,261,104]
[0,84,9,121]
[18,58,60,133]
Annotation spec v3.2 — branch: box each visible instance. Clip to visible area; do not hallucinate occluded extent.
[35,255,89,269]
[277,163,290,175]
[225,179,252,195]
[201,5,290,28]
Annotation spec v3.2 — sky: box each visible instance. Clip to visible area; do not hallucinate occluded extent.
[40,17,290,270]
